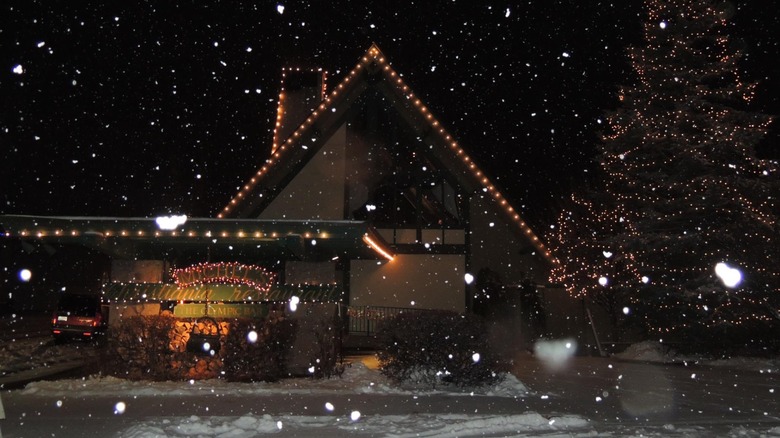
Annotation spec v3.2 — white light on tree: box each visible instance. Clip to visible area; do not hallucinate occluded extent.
[464,273,474,285]
[602,251,613,258]
[641,276,650,284]
[715,262,742,288]
[18,269,32,282]
[155,214,187,230]
[598,276,609,287]
[247,330,258,343]
[472,352,481,363]
[622,307,630,315]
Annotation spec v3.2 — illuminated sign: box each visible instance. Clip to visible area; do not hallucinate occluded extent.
[103,283,343,303]
[173,303,269,318]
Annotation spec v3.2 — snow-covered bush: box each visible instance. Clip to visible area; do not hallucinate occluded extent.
[376,310,509,387]
[222,313,297,382]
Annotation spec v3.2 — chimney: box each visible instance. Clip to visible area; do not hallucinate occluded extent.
[271,68,326,155]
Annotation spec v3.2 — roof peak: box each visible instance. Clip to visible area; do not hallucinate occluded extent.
[217,44,556,264]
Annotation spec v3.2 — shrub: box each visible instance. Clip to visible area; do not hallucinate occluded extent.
[222,312,298,382]
[102,314,187,381]
[103,315,230,381]
[305,311,346,379]
[376,310,510,388]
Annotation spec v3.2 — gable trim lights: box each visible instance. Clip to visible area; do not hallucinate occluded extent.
[218,44,555,264]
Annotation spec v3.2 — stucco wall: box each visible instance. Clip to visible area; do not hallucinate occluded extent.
[259,125,347,220]
[111,260,166,283]
[350,254,465,312]
[107,303,161,326]
[468,194,549,285]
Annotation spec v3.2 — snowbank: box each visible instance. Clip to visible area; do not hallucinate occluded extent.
[614,340,779,373]
[21,361,530,398]
[119,412,590,437]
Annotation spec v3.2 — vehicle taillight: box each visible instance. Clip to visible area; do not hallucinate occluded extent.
[52,312,58,325]
[93,313,103,327]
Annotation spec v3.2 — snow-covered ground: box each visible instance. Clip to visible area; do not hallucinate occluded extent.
[16,362,591,437]
[0,337,100,377]
[614,340,780,372]
[2,339,779,437]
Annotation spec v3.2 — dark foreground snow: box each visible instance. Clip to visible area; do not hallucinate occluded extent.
[2,343,779,437]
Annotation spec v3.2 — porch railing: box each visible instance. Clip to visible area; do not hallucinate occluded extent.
[346,305,432,336]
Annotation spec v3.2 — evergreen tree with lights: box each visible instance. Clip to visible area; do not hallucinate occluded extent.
[550,0,779,355]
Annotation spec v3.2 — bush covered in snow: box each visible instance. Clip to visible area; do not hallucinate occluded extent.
[222,313,297,382]
[376,310,510,387]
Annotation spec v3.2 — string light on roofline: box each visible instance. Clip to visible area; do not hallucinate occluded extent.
[2,225,350,242]
[372,47,555,262]
[216,45,556,264]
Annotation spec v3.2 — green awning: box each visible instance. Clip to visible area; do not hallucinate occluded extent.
[102,282,344,303]
[0,215,394,261]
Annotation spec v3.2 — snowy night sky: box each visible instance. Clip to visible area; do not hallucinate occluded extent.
[1,1,778,228]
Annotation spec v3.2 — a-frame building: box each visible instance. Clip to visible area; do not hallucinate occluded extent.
[218,44,555,313]
[0,45,572,342]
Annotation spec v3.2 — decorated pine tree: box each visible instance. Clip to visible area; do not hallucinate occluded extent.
[550,0,779,355]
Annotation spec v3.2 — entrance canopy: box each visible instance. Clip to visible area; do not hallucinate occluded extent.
[0,215,394,262]
[102,282,344,303]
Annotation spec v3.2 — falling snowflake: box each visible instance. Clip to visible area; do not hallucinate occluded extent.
[18,269,32,282]
[715,262,742,288]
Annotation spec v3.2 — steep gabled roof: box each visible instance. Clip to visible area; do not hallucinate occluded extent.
[218,44,555,264]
